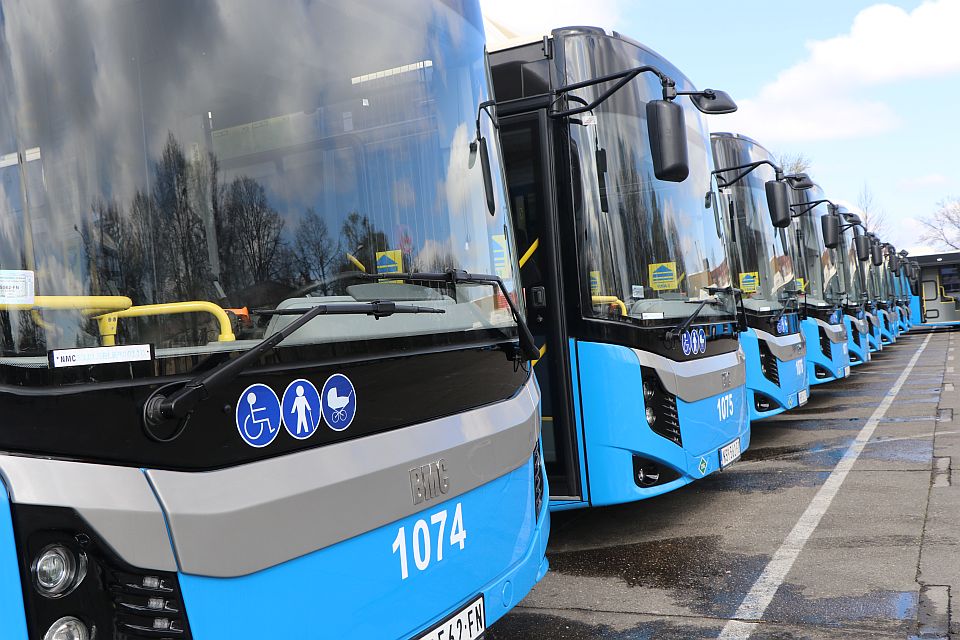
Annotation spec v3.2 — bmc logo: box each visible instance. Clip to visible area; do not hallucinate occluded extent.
[410,459,450,505]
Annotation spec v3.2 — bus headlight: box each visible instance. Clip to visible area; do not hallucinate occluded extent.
[645,406,657,426]
[32,544,86,598]
[642,381,655,403]
[43,616,90,640]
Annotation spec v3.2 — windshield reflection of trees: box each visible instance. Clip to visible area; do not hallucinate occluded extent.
[80,133,420,347]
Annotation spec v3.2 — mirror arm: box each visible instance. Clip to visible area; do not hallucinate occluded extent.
[550,64,676,119]
[789,198,833,218]
[712,160,783,188]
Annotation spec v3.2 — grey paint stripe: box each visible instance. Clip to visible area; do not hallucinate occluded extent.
[752,327,806,362]
[148,377,541,577]
[0,456,177,571]
[633,348,746,403]
[812,317,847,343]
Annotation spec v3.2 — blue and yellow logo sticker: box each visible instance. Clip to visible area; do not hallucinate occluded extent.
[739,271,759,293]
[648,262,678,291]
[589,270,601,295]
[796,277,807,293]
[376,250,402,275]
[491,235,512,280]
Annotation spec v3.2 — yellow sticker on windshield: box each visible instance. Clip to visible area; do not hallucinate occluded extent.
[739,272,759,293]
[589,271,601,295]
[376,250,402,275]
[491,235,513,280]
[796,277,807,293]
[648,262,678,291]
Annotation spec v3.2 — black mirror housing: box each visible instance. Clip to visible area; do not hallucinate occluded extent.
[855,234,871,261]
[646,99,689,182]
[689,89,737,114]
[786,173,815,190]
[843,213,862,226]
[821,213,840,249]
[889,252,901,272]
[765,180,792,228]
[871,244,883,266]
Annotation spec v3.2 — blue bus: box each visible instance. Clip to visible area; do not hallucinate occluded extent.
[787,185,852,385]
[710,133,810,420]
[490,27,749,509]
[835,211,873,366]
[890,249,913,331]
[0,2,548,638]
[864,233,899,345]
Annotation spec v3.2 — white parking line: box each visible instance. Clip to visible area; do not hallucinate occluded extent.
[718,333,934,639]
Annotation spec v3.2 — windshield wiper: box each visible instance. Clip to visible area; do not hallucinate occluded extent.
[665,285,742,343]
[143,300,443,430]
[352,269,539,362]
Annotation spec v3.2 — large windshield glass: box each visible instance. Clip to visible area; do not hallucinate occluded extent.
[839,226,864,303]
[711,134,794,312]
[0,0,517,372]
[560,32,734,323]
[791,186,843,305]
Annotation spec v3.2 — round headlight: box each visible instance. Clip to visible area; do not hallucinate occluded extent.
[43,616,90,640]
[645,406,656,426]
[32,544,86,598]
[642,381,655,402]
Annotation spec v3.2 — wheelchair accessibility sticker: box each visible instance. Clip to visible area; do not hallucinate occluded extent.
[322,373,357,431]
[236,383,282,448]
[282,379,322,440]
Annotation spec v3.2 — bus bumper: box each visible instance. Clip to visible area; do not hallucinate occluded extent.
[802,318,851,386]
[741,329,809,421]
[844,316,871,367]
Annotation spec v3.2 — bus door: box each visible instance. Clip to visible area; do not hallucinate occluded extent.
[500,111,585,504]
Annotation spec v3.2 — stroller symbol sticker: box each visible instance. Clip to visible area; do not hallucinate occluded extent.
[322,373,356,431]
[236,384,281,448]
[282,379,322,440]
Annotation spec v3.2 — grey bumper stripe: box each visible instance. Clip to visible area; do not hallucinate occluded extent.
[753,327,806,362]
[147,376,541,577]
[0,457,177,571]
[813,317,847,343]
[632,348,746,403]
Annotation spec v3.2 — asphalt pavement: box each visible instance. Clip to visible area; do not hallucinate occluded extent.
[487,326,959,640]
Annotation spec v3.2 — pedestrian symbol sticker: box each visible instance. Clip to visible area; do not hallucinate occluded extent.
[282,379,322,440]
[236,383,282,448]
[376,250,402,275]
[739,271,759,293]
[322,373,357,431]
[648,262,678,291]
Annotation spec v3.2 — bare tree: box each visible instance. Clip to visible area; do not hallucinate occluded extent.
[919,197,960,250]
[777,152,812,175]
[293,208,339,293]
[857,183,888,237]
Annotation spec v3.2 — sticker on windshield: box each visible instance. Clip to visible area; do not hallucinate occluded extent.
[282,379,322,440]
[631,285,645,300]
[681,332,693,356]
[739,272,759,293]
[322,373,356,431]
[491,235,513,280]
[589,271,601,296]
[50,344,152,368]
[0,270,35,305]
[796,278,807,293]
[776,315,789,335]
[648,262,678,291]
[697,328,707,353]
[376,250,402,275]
[236,383,282,448]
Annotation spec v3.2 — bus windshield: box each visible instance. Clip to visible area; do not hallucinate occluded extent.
[0,0,517,375]
[560,32,734,323]
[793,187,843,305]
[712,134,795,312]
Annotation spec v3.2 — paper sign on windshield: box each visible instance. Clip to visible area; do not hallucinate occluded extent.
[648,262,678,291]
[0,270,35,305]
[739,272,759,293]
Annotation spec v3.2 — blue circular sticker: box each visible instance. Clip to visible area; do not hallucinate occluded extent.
[282,379,322,440]
[321,373,356,431]
[697,328,707,353]
[236,383,281,448]
[777,315,789,334]
[681,332,692,356]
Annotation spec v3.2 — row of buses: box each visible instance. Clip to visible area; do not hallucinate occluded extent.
[0,3,925,639]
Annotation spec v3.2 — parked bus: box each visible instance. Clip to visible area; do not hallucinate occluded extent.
[835,211,872,365]
[0,2,548,638]
[490,27,749,509]
[864,233,898,345]
[787,185,852,384]
[710,133,810,419]
[914,252,960,325]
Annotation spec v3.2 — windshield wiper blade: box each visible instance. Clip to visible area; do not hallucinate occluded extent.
[143,301,444,427]
[665,298,716,342]
[352,269,539,361]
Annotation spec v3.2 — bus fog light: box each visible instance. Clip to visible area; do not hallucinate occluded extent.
[32,544,85,598]
[43,616,90,640]
[645,406,656,426]
[643,381,655,402]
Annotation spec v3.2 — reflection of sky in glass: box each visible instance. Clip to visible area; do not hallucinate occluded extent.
[793,186,841,304]
[0,0,517,357]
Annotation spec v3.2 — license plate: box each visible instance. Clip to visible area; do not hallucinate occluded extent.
[418,595,485,640]
[719,438,742,468]
[798,389,809,405]
[843,366,851,377]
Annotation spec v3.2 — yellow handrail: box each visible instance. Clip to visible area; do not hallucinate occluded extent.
[519,238,539,269]
[0,295,133,312]
[95,301,236,346]
[592,295,627,316]
[346,253,367,272]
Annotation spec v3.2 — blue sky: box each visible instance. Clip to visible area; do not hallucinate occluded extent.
[482,0,960,255]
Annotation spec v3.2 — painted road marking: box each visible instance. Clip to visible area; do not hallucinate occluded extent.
[717,333,933,640]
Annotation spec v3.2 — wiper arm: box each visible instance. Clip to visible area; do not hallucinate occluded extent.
[353,269,540,361]
[665,298,716,342]
[769,297,798,327]
[143,300,443,428]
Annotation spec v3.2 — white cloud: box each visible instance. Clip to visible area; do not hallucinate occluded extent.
[480,0,623,47]
[898,173,951,189]
[723,0,960,144]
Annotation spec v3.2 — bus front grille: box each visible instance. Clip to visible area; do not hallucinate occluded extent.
[758,340,780,385]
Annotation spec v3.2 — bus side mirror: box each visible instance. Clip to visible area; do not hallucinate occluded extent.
[855,234,871,262]
[689,89,738,114]
[872,244,883,266]
[766,181,792,228]
[889,252,900,272]
[821,214,840,249]
[646,99,689,182]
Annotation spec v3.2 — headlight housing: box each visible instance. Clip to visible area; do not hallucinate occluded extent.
[32,544,86,598]
[43,616,90,640]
